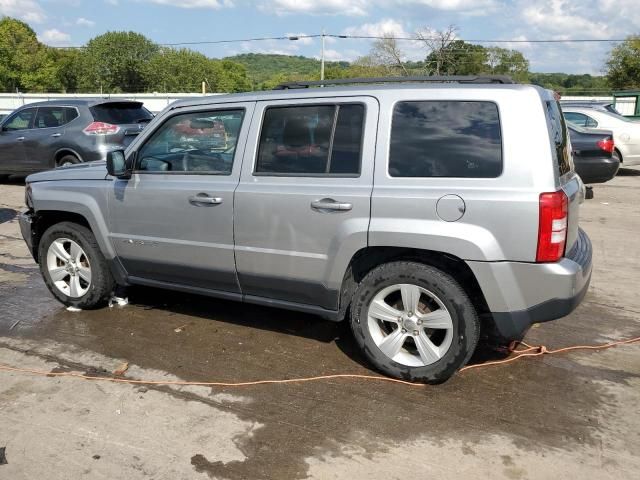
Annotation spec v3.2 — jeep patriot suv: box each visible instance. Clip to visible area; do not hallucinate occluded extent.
[19,76,593,383]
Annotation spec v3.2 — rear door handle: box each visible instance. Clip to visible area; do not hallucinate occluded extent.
[16,137,25,142]
[51,133,62,138]
[188,194,223,205]
[311,198,353,212]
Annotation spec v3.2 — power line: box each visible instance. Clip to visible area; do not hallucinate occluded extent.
[331,34,627,44]
[50,33,628,49]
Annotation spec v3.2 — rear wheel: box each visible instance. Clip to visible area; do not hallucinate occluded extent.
[350,261,480,384]
[38,222,115,309]
[57,154,80,167]
[613,149,622,165]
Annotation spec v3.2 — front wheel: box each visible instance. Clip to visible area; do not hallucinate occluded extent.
[38,221,115,309]
[57,154,80,167]
[350,262,480,384]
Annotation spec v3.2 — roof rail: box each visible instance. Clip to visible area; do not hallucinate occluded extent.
[273,75,516,90]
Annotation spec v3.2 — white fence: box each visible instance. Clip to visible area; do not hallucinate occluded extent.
[561,96,613,102]
[0,93,217,115]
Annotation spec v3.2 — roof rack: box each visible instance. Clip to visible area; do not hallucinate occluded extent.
[273,75,515,90]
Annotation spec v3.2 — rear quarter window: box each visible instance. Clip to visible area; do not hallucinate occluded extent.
[546,101,572,176]
[389,101,502,178]
[90,103,153,125]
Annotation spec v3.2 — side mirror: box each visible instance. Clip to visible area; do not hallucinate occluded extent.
[106,150,131,179]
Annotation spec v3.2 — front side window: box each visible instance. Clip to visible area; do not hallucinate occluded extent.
[137,109,244,174]
[389,101,502,178]
[2,108,36,131]
[255,104,364,176]
[35,107,78,128]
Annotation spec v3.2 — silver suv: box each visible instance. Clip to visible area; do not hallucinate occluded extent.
[18,76,593,383]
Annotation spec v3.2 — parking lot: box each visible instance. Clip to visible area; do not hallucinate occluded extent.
[1,170,639,479]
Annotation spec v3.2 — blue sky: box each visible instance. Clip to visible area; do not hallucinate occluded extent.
[2,0,638,75]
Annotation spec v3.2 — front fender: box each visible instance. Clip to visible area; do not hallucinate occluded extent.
[32,180,114,259]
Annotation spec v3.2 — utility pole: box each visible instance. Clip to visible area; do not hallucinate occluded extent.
[320,28,325,81]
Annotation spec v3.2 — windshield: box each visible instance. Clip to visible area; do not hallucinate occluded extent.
[602,109,634,123]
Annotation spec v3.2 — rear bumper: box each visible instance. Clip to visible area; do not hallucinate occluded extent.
[467,228,593,340]
[575,156,620,184]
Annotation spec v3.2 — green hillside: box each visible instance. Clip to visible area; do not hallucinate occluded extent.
[224,53,348,87]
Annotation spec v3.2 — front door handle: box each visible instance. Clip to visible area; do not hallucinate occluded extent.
[16,136,25,142]
[51,133,62,138]
[188,194,223,205]
[311,198,353,212]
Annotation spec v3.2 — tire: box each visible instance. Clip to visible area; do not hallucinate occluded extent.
[613,149,622,166]
[57,154,80,167]
[350,261,480,384]
[38,221,115,309]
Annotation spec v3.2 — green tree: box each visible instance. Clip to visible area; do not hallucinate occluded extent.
[51,48,83,93]
[486,47,529,81]
[606,36,640,90]
[424,40,488,75]
[79,31,159,93]
[144,48,251,93]
[0,17,61,92]
[210,59,252,92]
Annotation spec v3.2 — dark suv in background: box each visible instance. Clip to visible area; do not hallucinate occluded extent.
[0,99,153,176]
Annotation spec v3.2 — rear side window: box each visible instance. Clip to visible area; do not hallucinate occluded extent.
[35,107,78,128]
[389,101,502,178]
[255,104,364,176]
[90,103,153,125]
[547,101,572,176]
[564,112,598,128]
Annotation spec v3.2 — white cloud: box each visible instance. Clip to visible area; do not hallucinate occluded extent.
[144,0,232,8]
[263,0,496,16]
[342,19,425,61]
[0,0,46,23]
[264,0,368,16]
[404,0,498,13]
[318,48,361,62]
[76,17,95,27]
[520,0,609,38]
[38,28,71,45]
[343,19,410,38]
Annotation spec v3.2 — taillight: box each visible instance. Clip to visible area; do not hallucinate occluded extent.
[536,191,568,263]
[597,137,614,153]
[83,122,120,136]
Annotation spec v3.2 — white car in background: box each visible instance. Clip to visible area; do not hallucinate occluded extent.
[562,107,640,166]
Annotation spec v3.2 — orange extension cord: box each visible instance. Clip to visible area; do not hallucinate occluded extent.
[0,335,638,388]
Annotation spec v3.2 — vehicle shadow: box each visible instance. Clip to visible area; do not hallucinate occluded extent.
[126,285,345,344]
[0,208,17,224]
[618,167,640,176]
[125,285,509,373]
[0,175,26,185]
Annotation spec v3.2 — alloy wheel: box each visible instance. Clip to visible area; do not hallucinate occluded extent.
[46,238,92,298]
[367,283,454,367]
